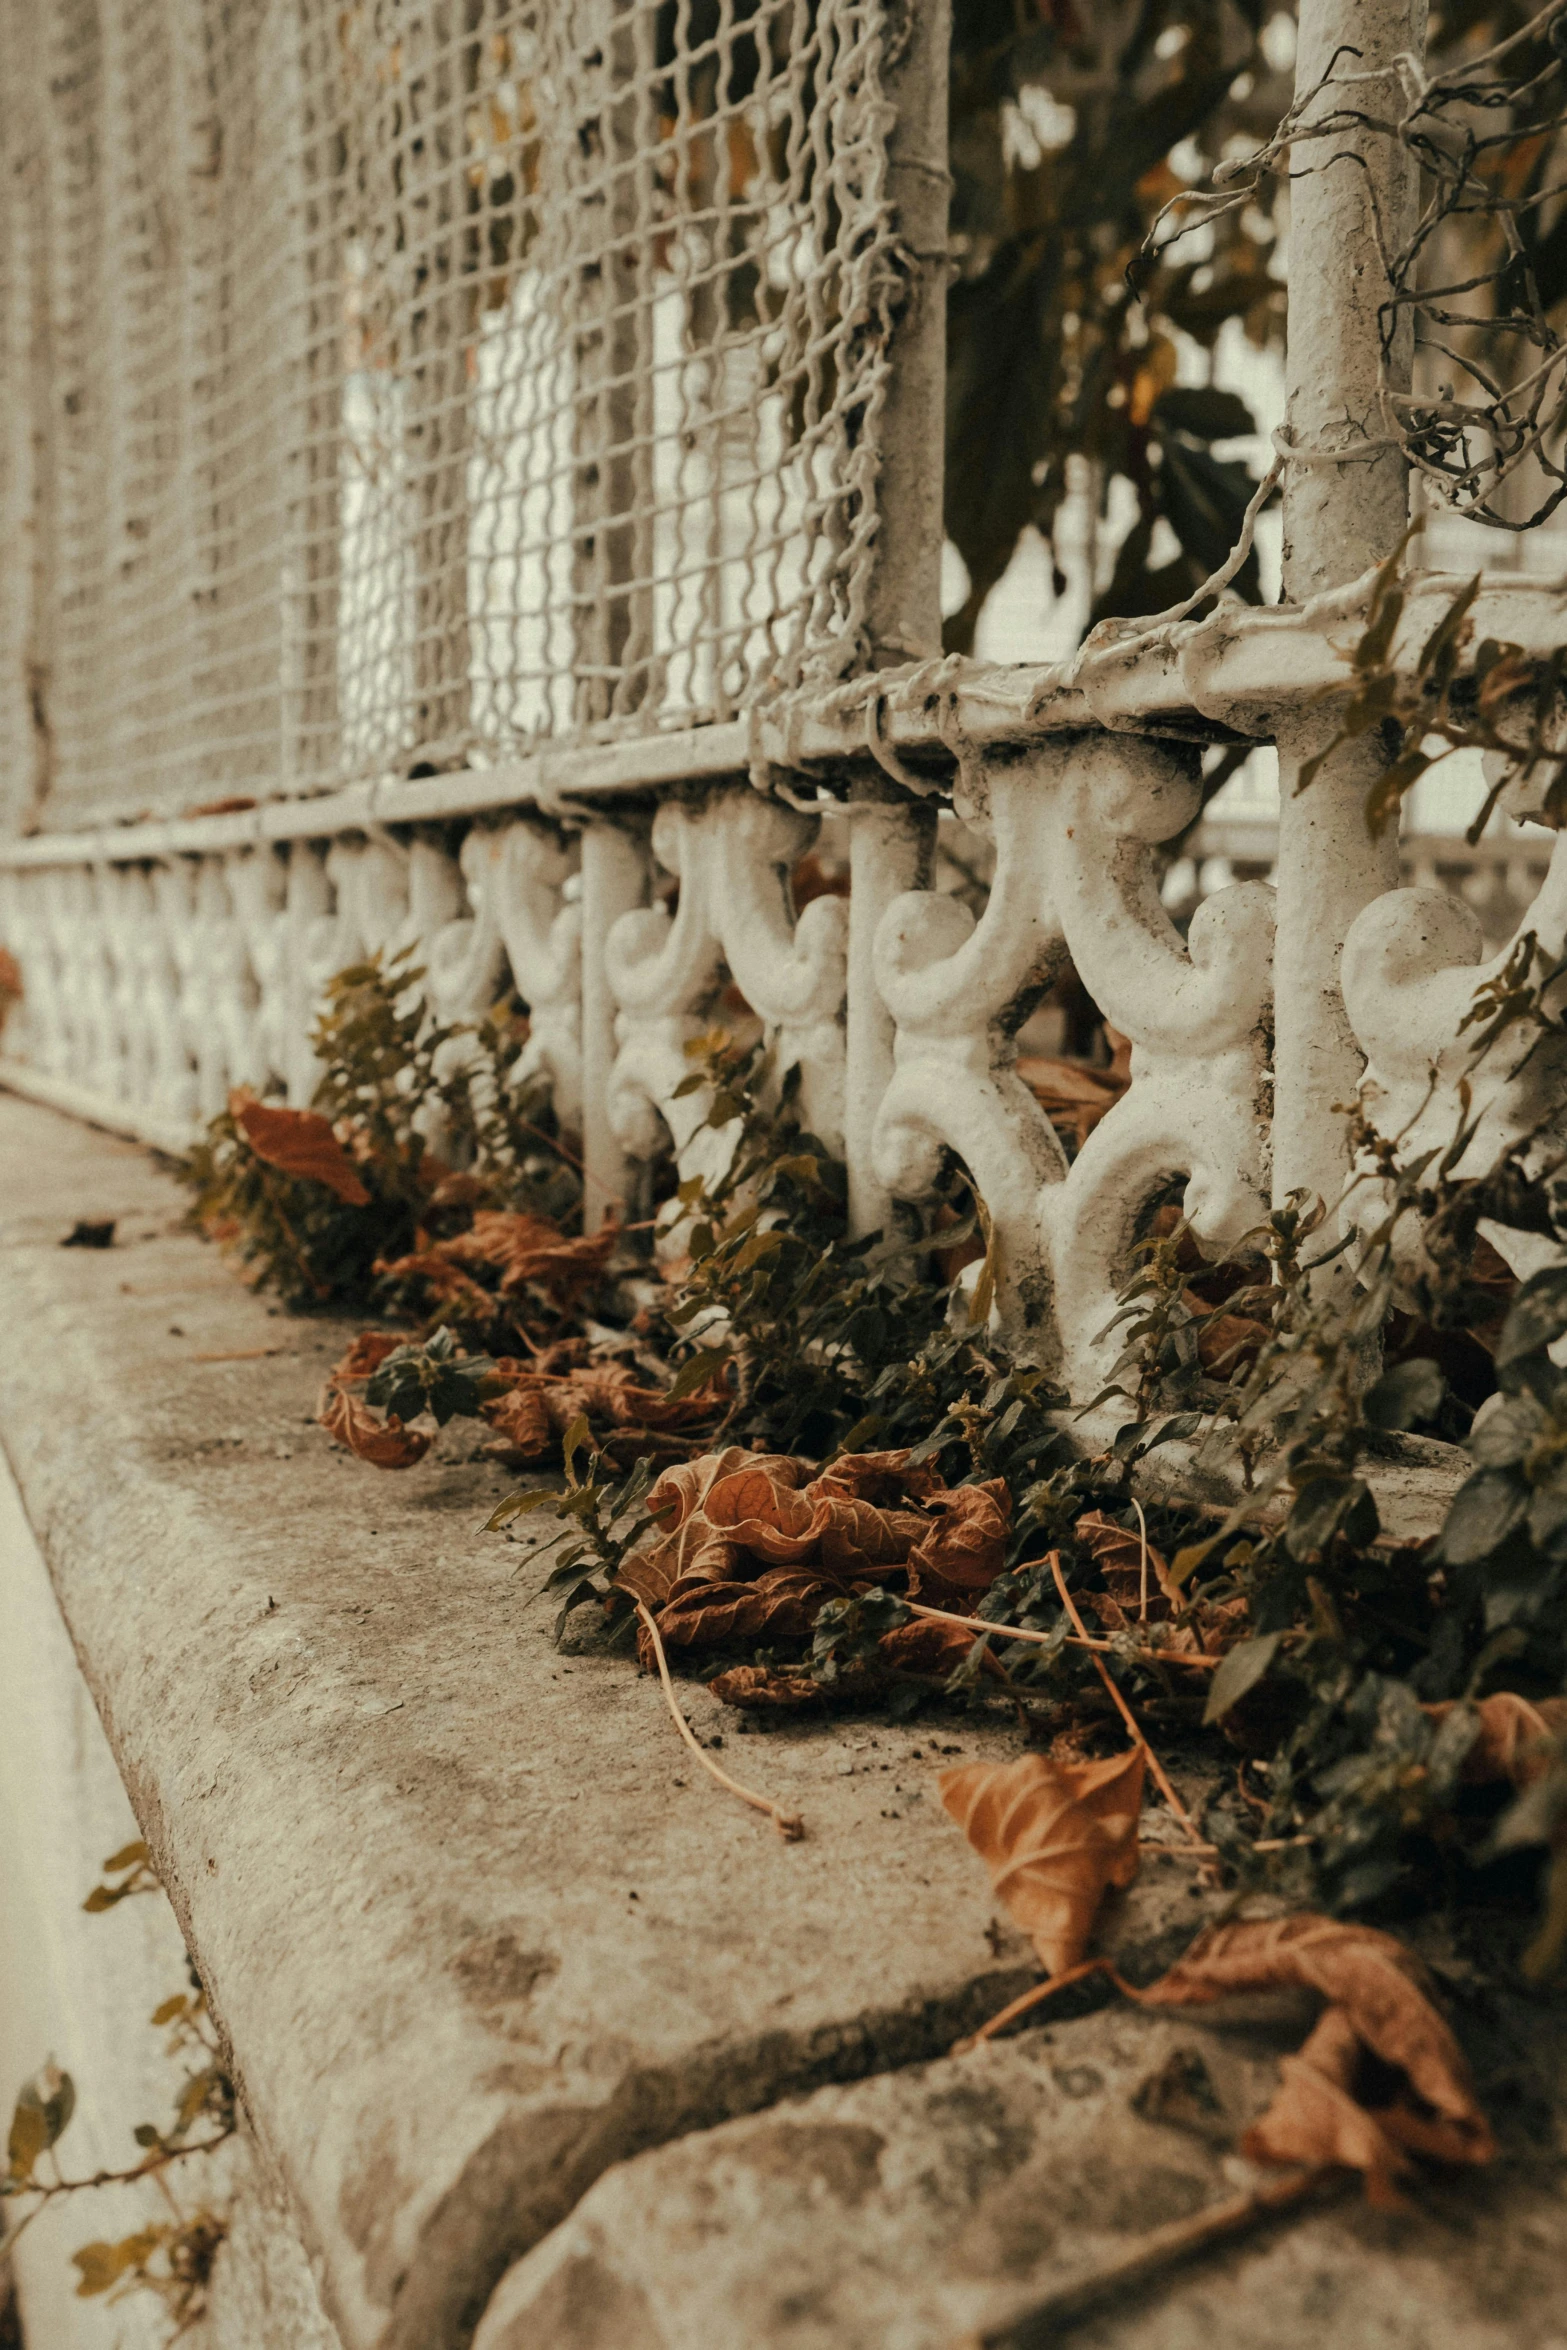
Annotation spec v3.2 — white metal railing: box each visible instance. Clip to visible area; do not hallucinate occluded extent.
[4,0,1567,1404]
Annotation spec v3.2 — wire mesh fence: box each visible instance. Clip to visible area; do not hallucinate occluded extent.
[0,0,906,830]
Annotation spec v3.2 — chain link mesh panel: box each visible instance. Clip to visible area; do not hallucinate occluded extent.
[0,0,904,828]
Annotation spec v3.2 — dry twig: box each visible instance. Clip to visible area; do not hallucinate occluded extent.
[634,1599,805,1841]
[1047,1552,1207,1847]
[954,2165,1344,2348]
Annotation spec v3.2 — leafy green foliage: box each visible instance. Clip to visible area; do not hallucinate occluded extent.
[81,1838,160,1911]
[652,1031,964,1456]
[488,1419,661,1640]
[810,1589,912,1686]
[365,1327,498,1425]
[192,909,1567,1979]
[1081,1024,1567,1925]
[179,950,577,1309]
[945,2,1290,650]
[4,1867,235,2344]
[1294,530,1567,842]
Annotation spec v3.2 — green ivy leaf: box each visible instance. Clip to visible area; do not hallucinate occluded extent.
[1468,1393,1545,1467]
[72,2230,164,2298]
[1363,1358,1445,1432]
[486,1486,567,1532]
[663,1347,730,1403]
[1203,1631,1285,1725]
[1437,1468,1532,1565]
[1496,1267,1567,1375]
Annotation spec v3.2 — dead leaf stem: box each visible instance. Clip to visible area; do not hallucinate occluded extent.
[902,1598,1222,1670]
[633,1599,805,1841]
[1047,1551,1205,1847]
[1131,1494,1150,1623]
[954,2164,1343,2349]
[0,2133,236,2257]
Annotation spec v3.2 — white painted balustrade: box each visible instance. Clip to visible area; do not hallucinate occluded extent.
[4,0,1566,1405]
[7,562,1567,1398]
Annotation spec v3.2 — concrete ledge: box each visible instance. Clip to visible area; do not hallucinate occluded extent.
[0,1096,1216,2349]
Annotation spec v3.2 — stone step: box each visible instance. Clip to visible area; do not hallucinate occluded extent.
[477,1987,1567,2350]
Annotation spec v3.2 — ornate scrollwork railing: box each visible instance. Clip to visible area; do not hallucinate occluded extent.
[6,573,1567,1398]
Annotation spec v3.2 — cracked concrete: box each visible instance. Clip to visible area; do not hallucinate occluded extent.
[0,1094,1213,2349]
[476,1992,1567,2350]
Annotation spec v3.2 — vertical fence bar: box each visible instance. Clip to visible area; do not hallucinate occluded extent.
[578,815,647,1229]
[1271,0,1422,1221]
[405,0,476,761]
[844,0,950,1238]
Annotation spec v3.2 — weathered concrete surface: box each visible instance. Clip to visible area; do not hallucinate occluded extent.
[0,1419,341,2350]
[477,1984,1567,2350]
[0,1093,1215,2350]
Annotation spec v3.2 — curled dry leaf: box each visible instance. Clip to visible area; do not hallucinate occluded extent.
[632,1567,835,1666]
[622,1448,1012,1673]
[940,1747,1145,1978]
[1137,1914,1495,2192]
[317,1330,432,1465]
[379,1210,616,1324]
[319,1386,431,1469]
[1076,1510,1180,1615]
[373,1250,496,1324]
[230,1093,370,1207]
[634,1446,1010,1592]
[905,1481,1011,1602]
[482,1357,726,1467]
[1242,2004,1432,2207]
[876,1616,1010,1682]
[1423,1691,1567,1788]
[330,1331,404,1384]
[450,1210,617,1302]
[1017,1047,1129,1151]
[1191,1300,1271,1379]
[707,1664,823,1710]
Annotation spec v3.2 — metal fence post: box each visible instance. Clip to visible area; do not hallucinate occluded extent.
[579,815,647,1230]
[845,0,950,1238]
[1271,0,1423,1222]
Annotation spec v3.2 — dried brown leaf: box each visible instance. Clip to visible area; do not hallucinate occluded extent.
[1017,1053,1128,1150]
[1192,1303,1271,1379]
[631,1447,1010,1597]
[230,1093,370,1206]
[1076,1509,1181,1613]
[877,1616,1010,1681]
[1137,1915,1494,2172]
[1423,1691,1567,1788]
[440,1209,616,1306]
[708,1664,824,1710]
[1242,2005,1415,2207]
[319,1386,431,1470]
[481,1359,726,1466]
[906,1479,1011,1600]
[327,1331,404,1387]
[637,1567,835,1664]
[940,1747,1145,1977]
[481,1383,556,1462]
[373,1249,498,1324]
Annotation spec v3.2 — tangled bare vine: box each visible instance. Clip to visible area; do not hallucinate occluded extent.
[1139,1,1567,531]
